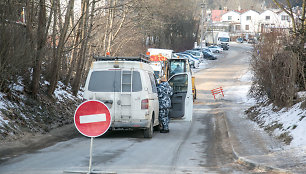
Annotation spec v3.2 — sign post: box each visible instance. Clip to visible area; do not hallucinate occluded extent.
[65,100,111,174]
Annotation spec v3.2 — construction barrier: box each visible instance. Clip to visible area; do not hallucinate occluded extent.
[211,87,224,99]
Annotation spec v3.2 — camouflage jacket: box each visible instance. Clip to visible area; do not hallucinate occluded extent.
[157,82,173,109]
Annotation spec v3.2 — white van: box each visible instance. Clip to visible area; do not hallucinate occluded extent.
[83,56,160,138]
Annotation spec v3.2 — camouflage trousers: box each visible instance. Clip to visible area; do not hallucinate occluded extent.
[159,109,170,130]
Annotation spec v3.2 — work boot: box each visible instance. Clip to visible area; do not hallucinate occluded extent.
[160,129,169,133]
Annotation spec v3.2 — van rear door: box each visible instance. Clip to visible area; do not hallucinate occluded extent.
[168,73,193,121]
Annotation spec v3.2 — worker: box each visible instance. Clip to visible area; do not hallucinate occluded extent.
[172,64,183,74]
[157,76,173,133]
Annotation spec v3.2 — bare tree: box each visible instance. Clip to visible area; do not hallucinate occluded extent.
[48,0,75,96]
[72,0,95,95]
[31,0,47,98]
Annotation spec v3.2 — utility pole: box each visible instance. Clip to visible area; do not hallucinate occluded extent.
[200,0,206,49]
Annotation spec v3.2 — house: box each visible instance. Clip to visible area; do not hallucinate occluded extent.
[277,11,292,29]
[221,11,241,32]
[258,9,280,32]
[240,10,260,34]
[257,9,293,32]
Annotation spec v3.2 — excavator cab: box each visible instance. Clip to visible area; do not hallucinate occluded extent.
[166,58,196,100]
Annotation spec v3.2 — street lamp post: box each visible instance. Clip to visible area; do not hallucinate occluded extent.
[200,2,205,49]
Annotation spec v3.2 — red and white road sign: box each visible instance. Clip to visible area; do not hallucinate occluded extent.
[74,100,111,137]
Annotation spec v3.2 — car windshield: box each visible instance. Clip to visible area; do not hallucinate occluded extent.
[219,37,229,42]
[169,60,186,77]
[88,70,142,92]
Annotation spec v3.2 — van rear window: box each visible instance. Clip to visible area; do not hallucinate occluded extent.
[88,71,142,92]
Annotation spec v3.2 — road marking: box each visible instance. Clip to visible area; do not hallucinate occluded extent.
[80,114,106,124]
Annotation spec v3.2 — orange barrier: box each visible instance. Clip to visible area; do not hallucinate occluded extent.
[211,87,224,99]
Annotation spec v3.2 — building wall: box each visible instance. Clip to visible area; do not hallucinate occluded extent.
[258,10,280,32]
[240,10,260,34]
[221,11,241,23]
[278,11,292,28]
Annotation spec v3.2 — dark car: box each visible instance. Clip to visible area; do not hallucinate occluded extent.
[247,38,256,44]
[203,51,217,60]
[219,44,229,50]
[236,38,243,43]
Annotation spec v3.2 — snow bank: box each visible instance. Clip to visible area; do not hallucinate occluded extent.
[228,70,306,148]
[224,70,255,105]
[256,102,306,147]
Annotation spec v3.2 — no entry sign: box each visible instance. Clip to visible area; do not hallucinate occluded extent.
[74,100,111,137]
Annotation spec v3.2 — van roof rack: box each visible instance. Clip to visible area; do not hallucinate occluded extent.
[93,55,150,63]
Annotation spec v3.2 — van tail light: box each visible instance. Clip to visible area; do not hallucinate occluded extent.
[141,99,149,109]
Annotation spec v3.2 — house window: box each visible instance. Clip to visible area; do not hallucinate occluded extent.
[245,25,249,30]
[265,16,270,20]
[235,25,241,31]
[281,15,289,21]
[246,16,251,20]
[228,16,232,20]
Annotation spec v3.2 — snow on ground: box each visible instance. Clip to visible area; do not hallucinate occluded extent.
[224,69,306,148]
[224,70,256,105]
[54,81,84,102]
[54,82,75,102]
[0,93,8,128]
[255,102,306,147]
[0,81,83,135]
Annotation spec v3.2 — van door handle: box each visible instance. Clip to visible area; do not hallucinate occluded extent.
[102,100,113,104]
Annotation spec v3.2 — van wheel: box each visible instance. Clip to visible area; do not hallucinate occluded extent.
[144,119,153,138]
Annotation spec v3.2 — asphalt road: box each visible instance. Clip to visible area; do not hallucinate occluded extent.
[0,43,257,174]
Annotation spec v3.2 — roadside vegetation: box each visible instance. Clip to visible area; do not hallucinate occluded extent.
[247,0,305,145]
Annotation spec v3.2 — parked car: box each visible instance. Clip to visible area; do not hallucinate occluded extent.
[192,47,217,60]
[219,43,229,50]
[203,51,217,60]
[83,56,160,138]
[208,45,223,53]
[236,37,243,43]
[173,53,200,68]
[247,38,256,44]
[185,50,204,62]
[193,47,212,53]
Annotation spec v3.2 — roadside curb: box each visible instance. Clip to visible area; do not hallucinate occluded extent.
[0,124,79,163]
[222,114,292,174]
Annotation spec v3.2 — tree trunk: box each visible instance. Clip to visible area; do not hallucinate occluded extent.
[64,7,80,87]
[31,0,47,98]
[72,0,90,95]
[48,0,74,96]
[72,0,95,96]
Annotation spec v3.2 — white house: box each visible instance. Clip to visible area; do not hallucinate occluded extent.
[257,9,292,32]
[258,9,280,32]
[277,11,292,29]
[221,11,241,23]
[240,10,260,34]
[221,11,241,32]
